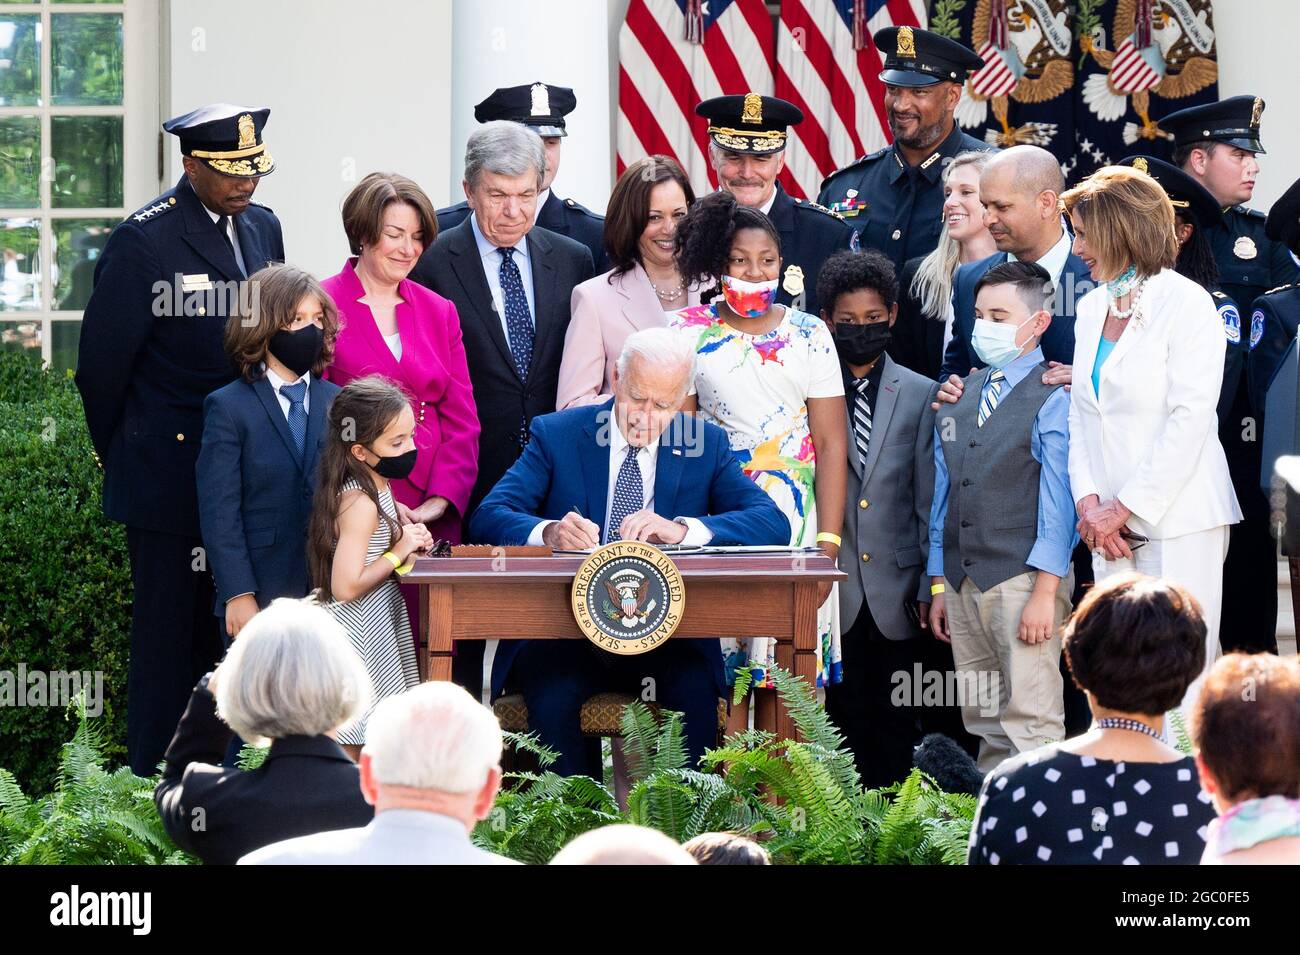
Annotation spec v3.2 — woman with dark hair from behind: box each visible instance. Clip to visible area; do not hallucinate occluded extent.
[670,190,847,732]
[557,155,701,408]
[1194,652,1300,864]
[968,573,1217,865]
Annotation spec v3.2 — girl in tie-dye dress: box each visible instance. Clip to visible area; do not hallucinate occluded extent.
[669,192,848,701]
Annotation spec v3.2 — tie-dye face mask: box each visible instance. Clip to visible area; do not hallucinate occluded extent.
[720,274,779,317]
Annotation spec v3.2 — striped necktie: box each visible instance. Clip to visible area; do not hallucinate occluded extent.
[977,369,1005,427]
[852,377,872,466]
[280,380,307,459]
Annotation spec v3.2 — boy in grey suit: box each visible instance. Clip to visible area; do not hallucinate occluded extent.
[819,251,975,788]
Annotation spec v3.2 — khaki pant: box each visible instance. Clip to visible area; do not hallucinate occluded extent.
[946,571,1072,773]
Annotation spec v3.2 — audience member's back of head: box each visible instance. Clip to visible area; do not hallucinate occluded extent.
[550,825,697,865]
[1193,653,1300,802]
[1063,573,1206,716]
[364,681,503,793]
[214,597,373,745]
[682,831,771,865]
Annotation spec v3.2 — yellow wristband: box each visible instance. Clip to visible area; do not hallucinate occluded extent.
[394,560,415,576]
[382,551,402,570]
[930,583,945,596]
[816,532,841,546]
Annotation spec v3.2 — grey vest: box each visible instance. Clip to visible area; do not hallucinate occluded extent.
[939,363,1060,592]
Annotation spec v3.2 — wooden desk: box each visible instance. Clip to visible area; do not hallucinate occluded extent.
[405,552,846,742]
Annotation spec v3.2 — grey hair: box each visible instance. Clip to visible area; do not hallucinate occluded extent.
[463,120,546,191]
[616,327,696,397]
[214,597,373,745]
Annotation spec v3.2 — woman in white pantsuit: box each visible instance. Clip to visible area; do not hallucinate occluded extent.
[1061,167,1242,715]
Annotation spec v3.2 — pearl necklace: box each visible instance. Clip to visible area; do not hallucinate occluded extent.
[651,279,685,302]
[1108,276,1147,321]
[1096,716,1162,739]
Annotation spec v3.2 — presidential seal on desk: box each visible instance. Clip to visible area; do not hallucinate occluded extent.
[571,541,685,655]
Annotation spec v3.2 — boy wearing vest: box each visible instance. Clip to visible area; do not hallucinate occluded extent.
[927,261,1077,772]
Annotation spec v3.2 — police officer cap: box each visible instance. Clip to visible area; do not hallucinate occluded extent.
[1119,155,1220,230]
[163,104,274,178]
[474,82,577,138]
[1160,95,1266,154]
[1265,176,1300,255]
[875,25,985,88]
[696,93,803,155]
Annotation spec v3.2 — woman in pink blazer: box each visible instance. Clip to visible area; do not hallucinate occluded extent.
[557,156,702,409]
[322,173,480,612]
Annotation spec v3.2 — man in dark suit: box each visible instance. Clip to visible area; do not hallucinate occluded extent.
[75,104,285,775]
[470,328,790,776]
[939,145,1089,381]
[436,82,607,273]
[696,93,857,317]
[410,119,594,695]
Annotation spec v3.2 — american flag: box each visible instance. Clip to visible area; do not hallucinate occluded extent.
[617,0,775,194]
[775,0,927,199]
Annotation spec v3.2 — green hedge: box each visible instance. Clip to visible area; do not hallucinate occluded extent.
[0,351,131,792]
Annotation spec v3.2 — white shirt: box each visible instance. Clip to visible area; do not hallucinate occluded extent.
[526,421,713,546]
[383,330,403,360]
[534,188,550,224]
[758,188,777,217]
[1010,224,1072,285]
[202,204,248,276]
[470,212,535,343]
[263,363,310,418]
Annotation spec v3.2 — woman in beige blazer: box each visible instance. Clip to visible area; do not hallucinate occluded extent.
[1063,167,1242,714]
[557,156,701,409]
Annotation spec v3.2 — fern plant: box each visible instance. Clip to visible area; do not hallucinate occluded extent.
[0,695,194,865]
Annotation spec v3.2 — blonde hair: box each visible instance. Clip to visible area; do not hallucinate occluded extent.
[1060,165,1179,280]
[911,151,994,320]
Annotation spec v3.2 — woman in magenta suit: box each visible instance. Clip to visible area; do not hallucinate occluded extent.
[322,173,479,623]
[557,156,701,409]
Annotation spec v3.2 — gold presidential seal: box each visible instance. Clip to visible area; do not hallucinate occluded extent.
[571,541,685,655]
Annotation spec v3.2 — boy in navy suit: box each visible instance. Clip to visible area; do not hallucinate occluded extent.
[197,265,341,639]
[470,328,790,776]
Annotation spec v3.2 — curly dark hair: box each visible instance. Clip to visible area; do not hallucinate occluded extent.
[1063,573,1207,717]
[815,249,899,316]
[674,190,780,291]
[1174,212,1220,290]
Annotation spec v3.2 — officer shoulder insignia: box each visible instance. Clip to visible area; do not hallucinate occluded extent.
[1241,207,1266,220]
[1250,308,1265,350]
[1216,298,1241,345]
[1264,283,1294,296]
[563,197,603,220]
[794,197,846,222]
[128,196,177,224]
[818,147,887,193]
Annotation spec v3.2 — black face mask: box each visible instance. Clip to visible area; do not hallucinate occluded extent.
[833,321,892,366]
[268,324,324,377]
[369,446,418,481]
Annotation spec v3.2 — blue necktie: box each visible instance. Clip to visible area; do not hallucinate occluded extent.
[497,247,534,377]
[280,380,307,459]
[606,445,644,543]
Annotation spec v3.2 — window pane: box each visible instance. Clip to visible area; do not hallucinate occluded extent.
[0,116,39,207]
[0,319,39,358]
[52,320,80,371]
[0,217,40,310]
[51,115,122,208]
[54,217,113,310]
[0,15,39,107]
[52,14,123,106]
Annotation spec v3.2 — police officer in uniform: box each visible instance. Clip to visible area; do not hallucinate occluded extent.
[75,105,285,774]
[1160,96,1298,655]
[817,26,990,273]
[437,82,607,273]
[696,92,856,317]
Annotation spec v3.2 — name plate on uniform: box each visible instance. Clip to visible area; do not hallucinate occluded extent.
[181,273,213,292]
[570,541,685,655]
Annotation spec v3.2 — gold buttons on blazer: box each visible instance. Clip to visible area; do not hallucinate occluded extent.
[891,229,901,240]
[861,553,870,562]
[176,433,185,441]
[858,499,869,509]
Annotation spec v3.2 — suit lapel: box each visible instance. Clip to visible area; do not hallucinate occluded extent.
[623,264,664,332]
[447,221,520,382]
[845,388,863,479]
[303,377,331,477]
[1098,308,1145,390]
[861,359,900,485]
[252,375,302,467]
[176,177,246,282]
[232,211,268,275]
[653,414,687,519]
[526,228,560,382]
[581,404,613,535]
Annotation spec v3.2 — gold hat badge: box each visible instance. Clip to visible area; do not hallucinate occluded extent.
[897,26,916,58]
[741,92,763,125]
[1133,157,1149,174]
[236,113,255,150]
[1251,97,1264,130]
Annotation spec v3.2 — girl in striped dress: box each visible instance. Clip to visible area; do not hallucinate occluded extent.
[307,375,432,759]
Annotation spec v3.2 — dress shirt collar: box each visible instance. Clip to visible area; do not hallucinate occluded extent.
[841,352,886,397]
[993,346,1045,390]
[758,187,778,217]
[262,361,309,391]
[372,809,471,835]
[470,211,530,263]
[1010,224,1072,283]
[534,189,550,223]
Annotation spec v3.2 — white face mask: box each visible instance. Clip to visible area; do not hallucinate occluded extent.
[970,315,1034,369]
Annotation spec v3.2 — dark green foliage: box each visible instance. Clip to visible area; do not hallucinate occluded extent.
[0,351,132,792]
